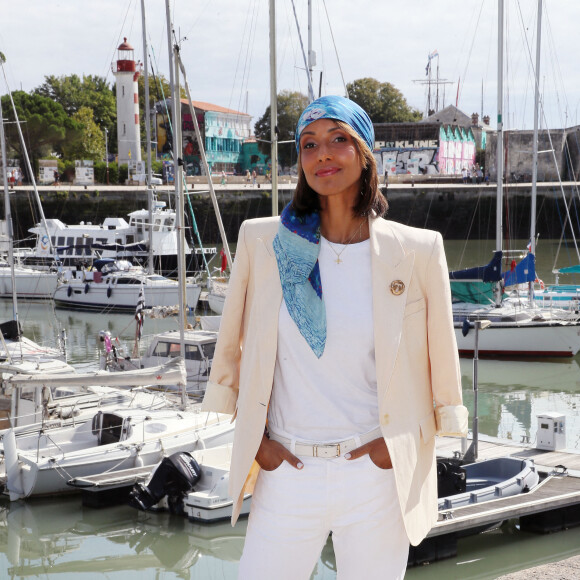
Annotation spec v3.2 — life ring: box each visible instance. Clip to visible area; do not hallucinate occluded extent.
[67,286,73,297]
[107,286,112,298]
[84,283,90,294]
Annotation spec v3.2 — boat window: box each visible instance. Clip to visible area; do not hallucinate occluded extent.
[20,387,35,402]
[126,235,134,244]
[200,342,216,359]
[116,277,141,285]
[154,218,162,232]
[185,345,203,360]
[152,342,181,357]
[166,217,175,230]
[66,237,75,255]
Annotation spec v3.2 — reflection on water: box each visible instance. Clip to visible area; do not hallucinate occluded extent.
[0,498,340,579]
[460,358,580,449]
[0,299,182,369]
[2,497,580,579]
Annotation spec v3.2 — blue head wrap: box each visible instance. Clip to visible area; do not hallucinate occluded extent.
[295,95,374,153]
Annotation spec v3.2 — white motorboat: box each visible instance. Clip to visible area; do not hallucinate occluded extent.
[0,258,57,299]
[102,329,217,398]
[121,444,250,523]
[2,403,234,500]
[20,202,200,276]
[52,258,201,313]
[183,445,251,523]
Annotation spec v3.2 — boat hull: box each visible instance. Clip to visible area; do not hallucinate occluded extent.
[4,413,234,498]
[455,322,580,357]
[53,283,201,312]
[0,269,57,299]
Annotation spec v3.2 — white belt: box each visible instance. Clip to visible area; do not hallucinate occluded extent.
[269,427,382,459]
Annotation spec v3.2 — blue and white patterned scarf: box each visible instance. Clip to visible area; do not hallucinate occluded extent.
[273,203,326,358]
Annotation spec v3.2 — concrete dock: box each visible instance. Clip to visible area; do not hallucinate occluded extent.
[496,554,580,579]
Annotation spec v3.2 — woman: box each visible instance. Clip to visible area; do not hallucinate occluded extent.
[202,95,468,579]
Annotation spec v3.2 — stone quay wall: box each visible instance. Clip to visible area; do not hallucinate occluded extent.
[5,181,580,247]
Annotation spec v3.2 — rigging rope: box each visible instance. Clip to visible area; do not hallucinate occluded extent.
[321,0,347,98]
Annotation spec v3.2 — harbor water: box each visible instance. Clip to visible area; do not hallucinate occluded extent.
[2,240,580,578]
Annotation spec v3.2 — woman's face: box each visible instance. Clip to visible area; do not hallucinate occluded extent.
[299,119,362,203]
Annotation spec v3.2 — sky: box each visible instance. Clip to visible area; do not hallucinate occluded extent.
[1,0,579,132]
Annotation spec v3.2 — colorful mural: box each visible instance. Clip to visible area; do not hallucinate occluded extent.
[374,123,477,176]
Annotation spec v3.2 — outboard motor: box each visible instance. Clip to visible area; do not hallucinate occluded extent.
[128,451,202,513]
[436,458,467,498]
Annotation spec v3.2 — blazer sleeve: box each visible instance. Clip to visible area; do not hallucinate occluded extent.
[201,221,250,415]
[426,232,469,437]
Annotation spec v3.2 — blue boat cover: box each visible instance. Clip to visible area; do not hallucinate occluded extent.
[502,253,536,287]
[557,264,580,275]
[449,250,503,282]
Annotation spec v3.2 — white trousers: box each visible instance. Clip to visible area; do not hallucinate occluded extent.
[238,453,409,580]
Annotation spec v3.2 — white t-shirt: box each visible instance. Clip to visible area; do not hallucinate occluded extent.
[268,236,379,442]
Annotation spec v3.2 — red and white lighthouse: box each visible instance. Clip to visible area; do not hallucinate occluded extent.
[113,38,141,165]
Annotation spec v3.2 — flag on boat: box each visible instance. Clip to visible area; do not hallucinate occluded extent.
[220,248,227,272]
[135,285,145,339]
[425,49,439,74]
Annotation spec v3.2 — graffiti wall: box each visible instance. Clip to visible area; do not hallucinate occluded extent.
[373,122,477,176]
[375,145,439,176]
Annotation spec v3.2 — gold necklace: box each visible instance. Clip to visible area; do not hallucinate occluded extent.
[324,220,364,264]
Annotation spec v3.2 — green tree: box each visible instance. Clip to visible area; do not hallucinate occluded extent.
[347,78,422,123]
[254,90,309,168]
[61,107,106,161]
[35,74,116,151]
[1,91,80,162]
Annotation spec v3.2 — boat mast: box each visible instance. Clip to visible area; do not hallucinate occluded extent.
[495,0,505,306]
[0,70,18,324]
[165,0,187,409]
[140,0,155,275]
[308,0,314,98]
[269,0,278,216]
[528,0,542,302]
[175,58,232,268]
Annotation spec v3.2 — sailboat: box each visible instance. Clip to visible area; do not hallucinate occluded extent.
[450,0,580,358]
[0,57,66,363]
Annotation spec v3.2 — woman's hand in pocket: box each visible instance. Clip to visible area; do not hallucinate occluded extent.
[345,437,392,469]
[255,433,303,471]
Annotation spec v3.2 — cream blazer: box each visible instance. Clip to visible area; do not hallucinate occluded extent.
[201,215,468,546]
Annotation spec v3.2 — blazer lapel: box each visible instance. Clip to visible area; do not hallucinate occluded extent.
[370,218,415,403]
[256,234,283,404]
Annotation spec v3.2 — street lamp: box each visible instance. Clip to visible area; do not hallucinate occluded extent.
[463,319,492,463]
[104,128,109,185]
